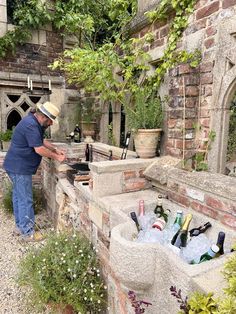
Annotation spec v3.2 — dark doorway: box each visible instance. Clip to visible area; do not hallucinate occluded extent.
[7,110,21,129]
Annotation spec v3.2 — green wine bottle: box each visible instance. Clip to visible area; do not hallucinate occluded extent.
[154,195,169,222]
[190,244,219,264]
[171,214,192,248]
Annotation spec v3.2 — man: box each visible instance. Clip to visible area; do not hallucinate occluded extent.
[3,101,66,241]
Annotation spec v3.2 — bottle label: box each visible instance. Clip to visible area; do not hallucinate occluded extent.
[152,218,166,231]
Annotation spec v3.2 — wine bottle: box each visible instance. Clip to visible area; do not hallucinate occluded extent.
[130,212,142,232]
[74,124,81,143]
[189,221,212,237]
[172,210,183,231]
[216,231,225,256]
[139,200,145,216]
[85,144,90,161]
[154,195,168,222]
[190,244,219,264]
[171,214,192,248]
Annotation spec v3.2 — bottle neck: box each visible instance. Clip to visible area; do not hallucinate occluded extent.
[181,214,192,231]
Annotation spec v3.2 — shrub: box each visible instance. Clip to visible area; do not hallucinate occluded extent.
[0,129,13,141]
[18,232,107,313]
[2,182,43,215]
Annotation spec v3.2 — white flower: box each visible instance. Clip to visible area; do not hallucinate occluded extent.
[62,253,66,257]
[75,260,79,264]
[55,242,58,245]
[65,238,68,242]
[97,274,100,277]
[90,297,93,301]
[98,300,101,304]
[100,294,103,297]
[84,297,87,300]
[68,268,71,272]
[73,274,76,278]
[61,257,64,261]
[72,234,76,238]
[104,285,107,290]
[38,271,41,274]
[79,249,83,253]
[81,254,84,257]
[63,260,66,264]
[96,269,100,273]
[63,287,66,291]
[33,255,35,259]
[90,283,94,288]
[74,245,78,249]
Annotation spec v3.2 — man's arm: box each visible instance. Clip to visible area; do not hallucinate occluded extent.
[34,145,66,162]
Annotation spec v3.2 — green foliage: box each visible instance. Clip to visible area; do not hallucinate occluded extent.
[2,182,43,215]
[0,0,116,57]
[186,292,218,314]
[172,249,236,314]
[193,130,216,171]
[18,232,107,313]
[52,0,200,130]
[125,87,163,130]
[108,122,117,146]
[0,129,13,141]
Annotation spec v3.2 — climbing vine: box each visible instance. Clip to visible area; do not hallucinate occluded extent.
[0,0,121,57]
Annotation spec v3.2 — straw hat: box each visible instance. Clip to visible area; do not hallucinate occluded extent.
[37,102,60,121]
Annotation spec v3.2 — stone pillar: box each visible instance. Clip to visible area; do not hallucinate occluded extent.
[0,0,7,37]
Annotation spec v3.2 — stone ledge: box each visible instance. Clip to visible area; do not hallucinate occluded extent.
[144,156,182,184]
[90,158,157,174]
[168,168,236,202]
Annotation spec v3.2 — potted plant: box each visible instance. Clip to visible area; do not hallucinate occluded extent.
[125,87,163,158]
[80,98,101,143]
[18,232,107,313]
[0,129,13,151]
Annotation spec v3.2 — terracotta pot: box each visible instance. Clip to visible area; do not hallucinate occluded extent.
[81,121,96,143]
[134,128,162,158]
[1,141,11,151]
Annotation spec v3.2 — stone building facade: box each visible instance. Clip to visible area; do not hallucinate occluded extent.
[0,0,83,140]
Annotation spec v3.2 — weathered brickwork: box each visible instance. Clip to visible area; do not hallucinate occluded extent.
[0,31,63,76]
[131,0,236,164]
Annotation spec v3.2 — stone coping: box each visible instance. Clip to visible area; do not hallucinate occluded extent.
[168,168,236,202]
[90,142,137,159]
[90,158,158,174]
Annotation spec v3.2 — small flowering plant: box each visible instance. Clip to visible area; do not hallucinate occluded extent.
[18,232,107,313]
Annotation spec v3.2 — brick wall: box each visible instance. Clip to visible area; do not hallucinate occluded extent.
[131,0,236,160]
[0,31,63,76]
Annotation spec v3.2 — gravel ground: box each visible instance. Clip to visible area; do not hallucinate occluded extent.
[0,206,51,314]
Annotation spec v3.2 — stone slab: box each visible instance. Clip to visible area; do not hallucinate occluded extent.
[90,158,156,174]
[168,168,236,201]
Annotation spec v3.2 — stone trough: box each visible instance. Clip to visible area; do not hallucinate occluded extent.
[110,198,235,314]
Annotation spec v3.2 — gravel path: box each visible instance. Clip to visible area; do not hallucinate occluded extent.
[0,207,51,314]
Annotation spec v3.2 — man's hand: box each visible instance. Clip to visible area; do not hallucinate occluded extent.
[55,151,66,162]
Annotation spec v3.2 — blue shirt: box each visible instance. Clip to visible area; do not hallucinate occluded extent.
[3,113,44,175]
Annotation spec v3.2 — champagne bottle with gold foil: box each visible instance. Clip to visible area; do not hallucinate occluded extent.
[171,214,192,248]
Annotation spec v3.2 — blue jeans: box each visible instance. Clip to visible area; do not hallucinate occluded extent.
[7,173,34,235]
